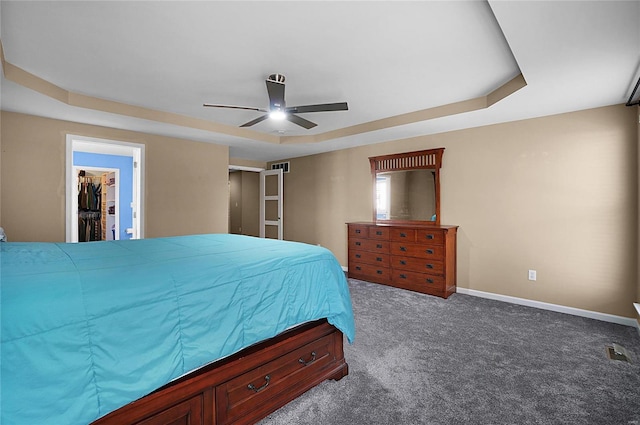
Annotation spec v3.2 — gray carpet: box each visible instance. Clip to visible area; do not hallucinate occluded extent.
[258,279,640,425]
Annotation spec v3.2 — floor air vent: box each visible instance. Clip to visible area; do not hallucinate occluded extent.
[605,343,631,362]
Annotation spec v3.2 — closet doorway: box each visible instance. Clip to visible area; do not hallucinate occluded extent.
[66,135,144,243]
[75,167,119,242]
[228,166,262,238]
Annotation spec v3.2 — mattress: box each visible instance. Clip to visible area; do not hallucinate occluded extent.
[1,234,355,425]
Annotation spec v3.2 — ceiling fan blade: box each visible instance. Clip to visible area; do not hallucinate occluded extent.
[240,114,270,127]
[203,104,267,113]
[286,114,317,129]
[266,79,286,110]
[285,102,349,114]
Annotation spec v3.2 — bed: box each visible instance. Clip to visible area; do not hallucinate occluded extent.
[1,234,355,425]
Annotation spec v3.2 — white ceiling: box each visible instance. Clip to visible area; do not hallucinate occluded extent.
[1,1,638,162]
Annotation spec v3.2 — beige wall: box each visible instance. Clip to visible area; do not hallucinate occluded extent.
[228,170,260,237]
[0,111,229,241]
[241,171,260,237]
[229,171,243,234]
[276,105,638,318]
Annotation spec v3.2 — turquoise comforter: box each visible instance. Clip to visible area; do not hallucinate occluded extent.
[1,234,355,425]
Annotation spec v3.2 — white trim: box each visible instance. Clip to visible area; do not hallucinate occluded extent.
[456,287,638,327]
[341,265,348,272]
[228,165,265,172]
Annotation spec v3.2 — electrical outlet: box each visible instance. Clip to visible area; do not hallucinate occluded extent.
[528,270,537,281]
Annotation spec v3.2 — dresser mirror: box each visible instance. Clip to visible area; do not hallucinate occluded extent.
[369,148,444,225]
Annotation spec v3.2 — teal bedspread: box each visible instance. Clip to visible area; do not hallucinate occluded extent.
[1,234,355,425]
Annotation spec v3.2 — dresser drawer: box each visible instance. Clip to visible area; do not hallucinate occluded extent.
[348,224,369,238]
[349,262,390,282]
[350,238,389,253]
[216,333,335,424]
[390,242,444,259]
[390,228,416,241]
[349,251,390,267]
[415,229,445,245]
[368,227,390,240]
[391,269,446,291]
[391,256,444,275]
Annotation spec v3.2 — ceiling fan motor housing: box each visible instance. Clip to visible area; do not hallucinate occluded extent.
[268,73,286,84]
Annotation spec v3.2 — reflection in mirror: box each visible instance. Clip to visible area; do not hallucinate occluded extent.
[376,170,436,222]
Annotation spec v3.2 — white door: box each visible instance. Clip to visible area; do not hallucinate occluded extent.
[259,169,283,240]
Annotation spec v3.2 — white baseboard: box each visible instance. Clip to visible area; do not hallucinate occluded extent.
[456,287,638,328]
[341,265,348,272]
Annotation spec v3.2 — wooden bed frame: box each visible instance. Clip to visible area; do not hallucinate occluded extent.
[91,319,348,425]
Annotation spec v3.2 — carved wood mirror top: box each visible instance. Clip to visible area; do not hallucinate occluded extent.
[369,148,444,226]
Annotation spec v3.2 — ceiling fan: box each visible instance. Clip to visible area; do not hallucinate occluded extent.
[203,73,348,129]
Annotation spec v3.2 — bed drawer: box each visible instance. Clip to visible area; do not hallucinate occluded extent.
[216,333,335,425]
[135,395,203,425]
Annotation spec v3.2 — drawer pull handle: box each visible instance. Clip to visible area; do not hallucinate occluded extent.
[356,266,361,271]
[355,229,361,234]
[400,233,407,237]
[376,270,383,275]
[376,244,383,249]
[426,278,434,284]
[355,242,361,246]
[355,254,361,258]
[247,375,271,393]
[426,264,434,269]
[399,260,406,265]
[400,246,407,252]
[426,249,434,254]
[376,257,382,262]
[376,231,383,235]
[426,234,434,240]
[298,351,317,366]
[400,274,407,279]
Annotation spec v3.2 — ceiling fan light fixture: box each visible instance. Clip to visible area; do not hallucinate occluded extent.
[269,110,286,120]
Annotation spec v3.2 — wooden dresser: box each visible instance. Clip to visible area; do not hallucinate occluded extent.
[347,222,458,298]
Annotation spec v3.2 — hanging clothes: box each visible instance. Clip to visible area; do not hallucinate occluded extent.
[77,173,103,242]
[78,212,102,242]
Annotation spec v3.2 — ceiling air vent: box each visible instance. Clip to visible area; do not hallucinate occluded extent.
[271,161,290,173]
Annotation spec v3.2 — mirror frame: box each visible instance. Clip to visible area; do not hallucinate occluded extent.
[369,148,444,226]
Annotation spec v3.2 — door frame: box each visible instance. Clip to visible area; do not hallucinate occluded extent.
[66,135,144,242]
